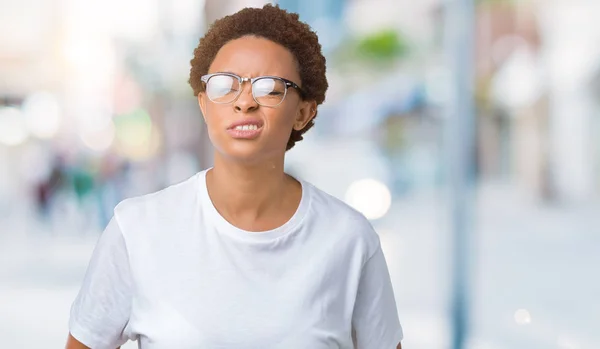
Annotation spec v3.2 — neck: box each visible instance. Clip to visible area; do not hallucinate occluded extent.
[206,153,290,222]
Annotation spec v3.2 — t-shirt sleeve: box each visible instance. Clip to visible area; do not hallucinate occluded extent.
[69,216,134,349]
[352,242,403,349]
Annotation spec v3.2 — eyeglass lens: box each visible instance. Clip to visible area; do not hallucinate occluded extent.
[205,75,287,106]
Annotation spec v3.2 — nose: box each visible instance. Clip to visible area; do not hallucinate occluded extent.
[233,81,258,113]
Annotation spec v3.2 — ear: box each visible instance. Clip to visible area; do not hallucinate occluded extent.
[197,93,207,122]
[293,100,317,131]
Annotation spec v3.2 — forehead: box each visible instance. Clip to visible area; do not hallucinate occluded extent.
[208,36,300,81]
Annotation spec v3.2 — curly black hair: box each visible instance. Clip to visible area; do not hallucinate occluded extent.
[189,4,328,150]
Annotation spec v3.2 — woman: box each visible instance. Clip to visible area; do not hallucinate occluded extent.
[66,4,403,349]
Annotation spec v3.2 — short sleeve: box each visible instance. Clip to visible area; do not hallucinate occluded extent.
[69,216,134,349]
[352,243,403,349]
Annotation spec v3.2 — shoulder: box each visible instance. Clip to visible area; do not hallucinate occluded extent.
[113,172,201,232]
[303,180,381,259]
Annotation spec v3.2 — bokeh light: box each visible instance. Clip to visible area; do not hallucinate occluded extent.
[114,108,159,160]
[22,92,62,139]
[514,309,532,325]
[80,120,116,152]
[0,107,29,146]
[344,178,392,220]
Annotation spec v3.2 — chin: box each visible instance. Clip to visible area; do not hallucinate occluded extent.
[217,141,282,164]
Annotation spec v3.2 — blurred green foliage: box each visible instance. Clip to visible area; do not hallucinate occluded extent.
[355,29,409,61]
[333,28,410,69]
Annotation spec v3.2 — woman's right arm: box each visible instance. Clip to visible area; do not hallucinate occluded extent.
[68,216,133,349]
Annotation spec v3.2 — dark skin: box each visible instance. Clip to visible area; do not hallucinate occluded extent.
[65,36,402,349]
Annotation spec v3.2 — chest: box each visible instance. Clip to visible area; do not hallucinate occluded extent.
[128,241,361,348]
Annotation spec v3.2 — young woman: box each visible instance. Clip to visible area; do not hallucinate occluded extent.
[66,4,403,349]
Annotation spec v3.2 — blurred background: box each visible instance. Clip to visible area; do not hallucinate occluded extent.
[1,0,599,348]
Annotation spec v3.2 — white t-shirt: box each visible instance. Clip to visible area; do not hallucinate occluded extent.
[69,170,403,349]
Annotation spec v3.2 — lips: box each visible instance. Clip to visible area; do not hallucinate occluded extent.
[226,119,264,140]
[227,119,264,130]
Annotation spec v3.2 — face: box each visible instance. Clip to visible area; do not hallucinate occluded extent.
[198,36,316,164]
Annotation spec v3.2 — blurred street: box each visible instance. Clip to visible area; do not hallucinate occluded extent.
[2,182,598,349]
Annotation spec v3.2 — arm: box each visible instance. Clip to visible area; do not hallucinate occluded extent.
[65,334,89,349]
[352,242,404,349]
[65,334,121,349]
[67,217,133,349]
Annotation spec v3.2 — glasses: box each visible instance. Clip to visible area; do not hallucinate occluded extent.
[200,73,304,107]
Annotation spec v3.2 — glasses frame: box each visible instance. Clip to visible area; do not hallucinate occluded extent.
[200,72,305,107]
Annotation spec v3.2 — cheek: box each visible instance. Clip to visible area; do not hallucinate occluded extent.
[264,115,295,146]
[202,105,227,144]
[266,107,297,133]
[203,104,226,129]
